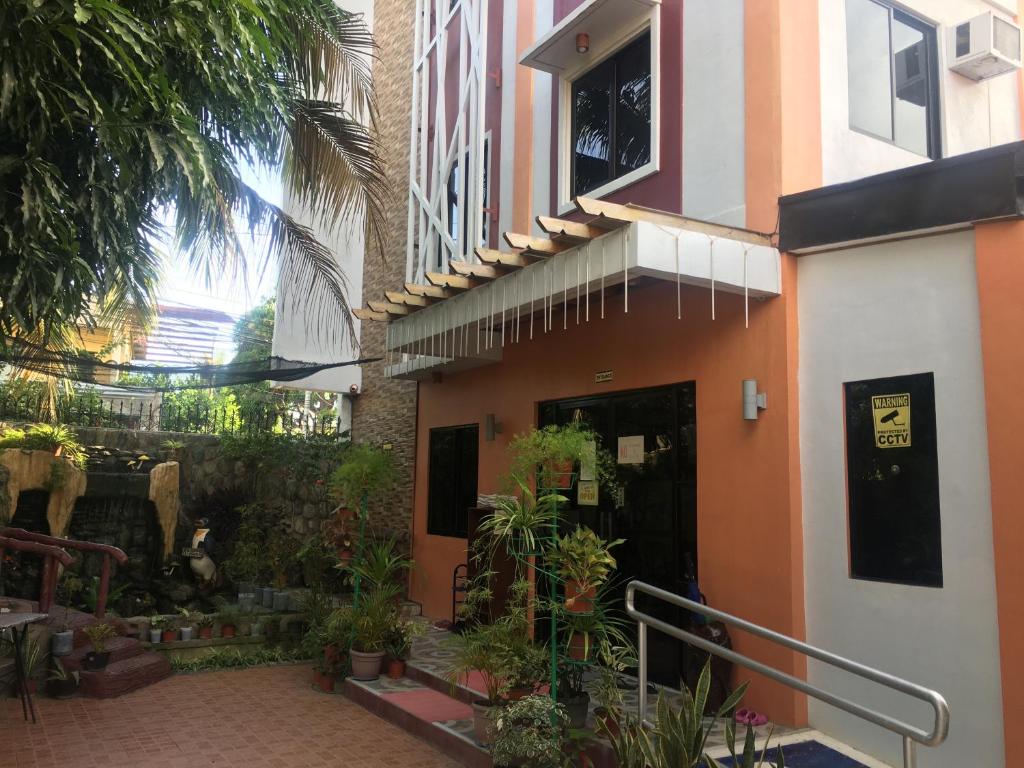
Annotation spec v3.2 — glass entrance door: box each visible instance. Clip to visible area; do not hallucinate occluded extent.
[539,382,697,686]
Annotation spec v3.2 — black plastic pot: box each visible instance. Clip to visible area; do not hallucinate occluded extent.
[46,677,78,699]
[84,651,110,671]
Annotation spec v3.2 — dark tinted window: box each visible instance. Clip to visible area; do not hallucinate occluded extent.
[572,32,652,196]
[846,0,940,158]
[427,424,479,538]
[844,373,942,588]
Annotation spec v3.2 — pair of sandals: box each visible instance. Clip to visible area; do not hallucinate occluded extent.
[734,708,769,727]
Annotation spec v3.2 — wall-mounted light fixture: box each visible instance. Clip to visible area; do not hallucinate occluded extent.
[742,379,768,421]
[576,32,590,54]
[485,413,504,441]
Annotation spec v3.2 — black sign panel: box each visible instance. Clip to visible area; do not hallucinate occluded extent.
[844,372,942,588]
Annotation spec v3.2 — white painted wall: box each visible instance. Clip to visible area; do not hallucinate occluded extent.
[271,0,373,395]
[798,230,1005,767]
[819,0,1021,185]
[682,0,746,226]
[531,0,553,236]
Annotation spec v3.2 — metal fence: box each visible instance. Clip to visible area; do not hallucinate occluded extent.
[0,392,347,438]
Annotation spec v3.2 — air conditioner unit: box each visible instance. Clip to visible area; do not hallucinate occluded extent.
[948,12,1022,81]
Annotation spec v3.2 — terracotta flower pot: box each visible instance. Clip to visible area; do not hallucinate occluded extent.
[568,633,590,661]
[543,459,574,489]
[386,659,405,679]
[505,686,534,702]
[315,671,335,693]
[221,624,236,639]
[564,581,596,614]
[199,627,213,640]
[161,629,177,643]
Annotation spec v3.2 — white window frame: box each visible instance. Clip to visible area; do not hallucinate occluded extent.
[555,7,661,215]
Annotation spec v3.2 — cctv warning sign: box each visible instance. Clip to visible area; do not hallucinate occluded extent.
[871,393,911,449]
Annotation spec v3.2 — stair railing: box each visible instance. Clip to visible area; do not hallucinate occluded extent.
[0,528,128,618]
[625,580,949,768]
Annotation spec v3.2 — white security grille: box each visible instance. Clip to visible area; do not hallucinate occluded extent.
[406,0,489,284]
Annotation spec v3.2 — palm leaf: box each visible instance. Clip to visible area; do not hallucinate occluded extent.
[284,97,390,259]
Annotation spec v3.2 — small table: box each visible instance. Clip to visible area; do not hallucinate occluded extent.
[1,612,47,723]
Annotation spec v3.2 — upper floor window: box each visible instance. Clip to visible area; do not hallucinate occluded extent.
[846,0,940,158]
[571,32,652,197]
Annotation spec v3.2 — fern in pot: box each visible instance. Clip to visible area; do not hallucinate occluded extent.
[445,622,511,746]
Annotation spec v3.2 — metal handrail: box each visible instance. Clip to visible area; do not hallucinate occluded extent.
[625,580,949,768]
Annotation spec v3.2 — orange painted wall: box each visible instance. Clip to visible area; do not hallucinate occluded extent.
[974,220,1024,767]
[410,281,806,724]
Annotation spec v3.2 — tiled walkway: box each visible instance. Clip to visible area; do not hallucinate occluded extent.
[1,664,460,768]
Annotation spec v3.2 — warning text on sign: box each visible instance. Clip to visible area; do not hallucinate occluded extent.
[871,393,911,449]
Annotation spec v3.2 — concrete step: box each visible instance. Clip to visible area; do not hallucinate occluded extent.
[60,636,144,672]
[342,676,492,768]
[79,651,172,698]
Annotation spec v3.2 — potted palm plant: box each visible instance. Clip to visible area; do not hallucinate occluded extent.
[83,623,116,669]
[547,526,622,613]
[445,622,512,746]
[3,634,42,694]
[346,585,400,681]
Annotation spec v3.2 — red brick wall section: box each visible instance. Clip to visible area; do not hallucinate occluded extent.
[352,0,418,535]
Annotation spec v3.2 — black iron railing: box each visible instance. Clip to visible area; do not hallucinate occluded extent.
[0,392,346,438]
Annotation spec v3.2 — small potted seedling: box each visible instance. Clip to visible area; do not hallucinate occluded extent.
[160,616,179,644]
[147,616,164,643]
[177,608,198,641]
[83,623,116,670]
[46,663,79,699]
[196,613,214,640]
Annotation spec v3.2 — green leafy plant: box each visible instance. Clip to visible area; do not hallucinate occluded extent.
[148,615,169,631]
[170,647,309,674]
[383,619,424,661]
[560,582,633,663]
[83,623,117,653]
[506,423,614,490]
[476,476,565,556]
[223,540,265,586]
[491,695,570,768]
[214,598,242,628]
[344,585,401,653]
[82,577,129,615]
[547,526,623,602]
[0,424,87,469]
[196,614,215,629]
[296,534,339,590]
[600,660,784,768]
[47,662,79,683]
[444,622,511,704]
[1,633,41,677]
[329,443,395,507]
[177,608,200,627]
[348,536,413,589]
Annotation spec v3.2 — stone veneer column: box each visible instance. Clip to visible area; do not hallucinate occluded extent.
[351,0,418,534]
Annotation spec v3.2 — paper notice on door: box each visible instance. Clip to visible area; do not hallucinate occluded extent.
[577,480,599,506]
[617,435,644,464]
[580,441,597,481]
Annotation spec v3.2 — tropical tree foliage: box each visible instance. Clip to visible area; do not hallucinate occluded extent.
[0,0,388,346]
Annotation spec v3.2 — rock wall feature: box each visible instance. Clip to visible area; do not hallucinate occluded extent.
[0,449,87,535]
[148,461,180,559]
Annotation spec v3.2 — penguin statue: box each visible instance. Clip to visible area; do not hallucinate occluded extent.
[187,517,218,585]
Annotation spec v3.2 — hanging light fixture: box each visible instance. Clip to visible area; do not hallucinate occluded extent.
[576,32,590,54]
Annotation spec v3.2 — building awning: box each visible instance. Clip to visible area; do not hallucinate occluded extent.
[519,0,659,76]
[778,141,1024,253]
[355,198,780,381]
